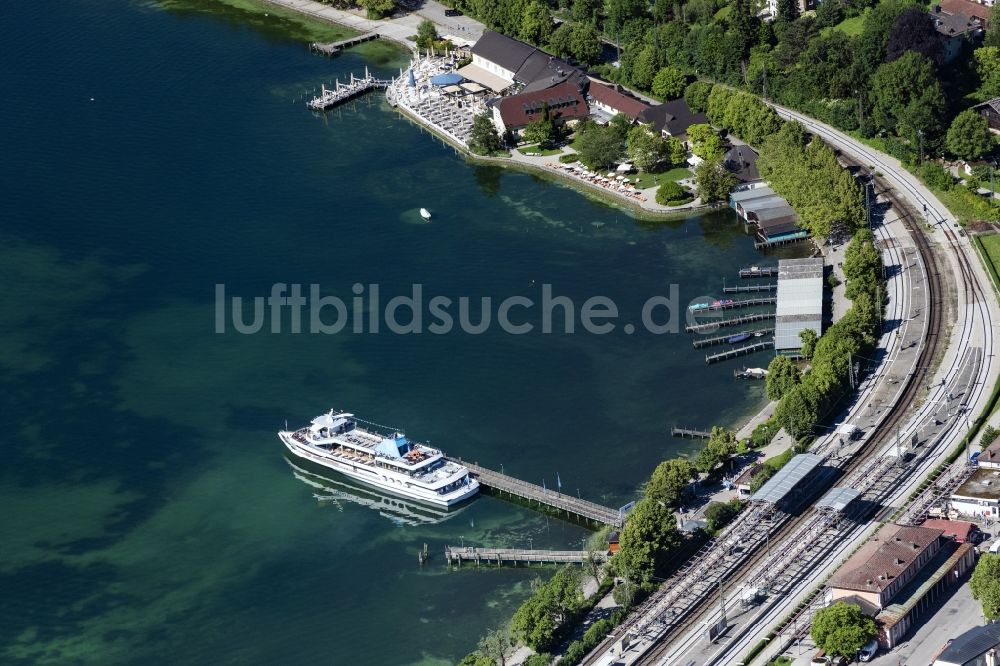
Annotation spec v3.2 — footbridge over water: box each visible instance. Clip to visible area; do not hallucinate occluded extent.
[446,458,624,527]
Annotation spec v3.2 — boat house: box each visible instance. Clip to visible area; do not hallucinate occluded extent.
[774,258,823,352]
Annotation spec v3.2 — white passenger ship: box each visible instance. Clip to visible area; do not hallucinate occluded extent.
[279,410,479,507]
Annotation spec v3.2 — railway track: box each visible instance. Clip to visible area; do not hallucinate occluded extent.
[581,156,947,666]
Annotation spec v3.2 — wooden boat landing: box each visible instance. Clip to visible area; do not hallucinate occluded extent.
[670,427,711,439]
[685,312,776,333]
[706,340,775,363]
[445,546,607,567]
[739,266,779,279]
[723,283,777,293]
[446,458,623,527]
[311,33,379,56]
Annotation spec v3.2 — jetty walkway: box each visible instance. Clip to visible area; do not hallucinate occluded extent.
[445,546,607,567]
[692,328,773,349]
[685,312,775,332]
[670,427,711,439]
[447,459,623,527]
[722,283,776,293]
[311,32,379,55]
[739,266,779,279]
[706,339,775,363]
[307,69,393,110]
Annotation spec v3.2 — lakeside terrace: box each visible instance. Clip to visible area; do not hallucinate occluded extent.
[386,53,488,146]
[386,55,706,213]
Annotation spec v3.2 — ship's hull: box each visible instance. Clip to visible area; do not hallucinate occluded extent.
[280,433,479,507]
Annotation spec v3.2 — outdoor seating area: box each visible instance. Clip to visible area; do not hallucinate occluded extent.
[547,161,649,203]
[387,54,489,146]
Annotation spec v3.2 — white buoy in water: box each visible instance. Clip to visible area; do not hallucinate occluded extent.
[419,208,432,220]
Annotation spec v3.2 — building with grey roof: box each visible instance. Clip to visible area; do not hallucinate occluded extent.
[774,258,823,351]
[934,624,1000,666]
[750,453,825,507]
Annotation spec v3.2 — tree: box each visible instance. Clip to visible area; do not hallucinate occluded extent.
[522,116,557,148]
[695,427,739,474]
[572,0,602,23]
[479,625,513,666]
[695,158,738,202]
[652,66,688,100]
[656,181,694,206]
[767,355,801,400]
[946,110,994,162]
[574,124,624,170]
[975,47,1000,100]
[646,458,696,506]
[870,52,946,142]
[613,498,682,583]
[684,81,714,112]
[799,328,818,359]
[459,653,495,666]
[843,228,883,299]
[608,112,633,142]
[815,0,844,28]
[510,593,558,651]
[704,500,741,531]
[775,383,818,441]
[548,22,575,58]
[666,136,687,166]
[630,44,662,90]
[687,124,725,160]
[570,23,603,65]
[885,8,944,65]
[469,112,504,155]
[416,19,438,50]
[776,0,800,23]
[358,0,395,19]
[604,0,649,35]
[627,125,670,170]
[988,4,1000,48]
[811,602,878,658]
[520,1,554,45]
[971,553,1000,620]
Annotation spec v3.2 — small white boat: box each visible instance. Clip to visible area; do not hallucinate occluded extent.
[419,208,432,220]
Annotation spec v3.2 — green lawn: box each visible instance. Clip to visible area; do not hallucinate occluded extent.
[631,166,692,190]
[517,143,563,156]
[823,12,866,36]
[977,234,1000,291]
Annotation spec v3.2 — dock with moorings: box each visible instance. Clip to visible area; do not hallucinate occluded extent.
[723,283,777,293]
[739,265,779,279]
[307,69,393,110]
[706,340,774,363]
[692,329,773,348]
[670,427,712,439]
[445,546,607,567]
[446,459,624,527]
[310,32,379,56]
[685,312,776,332]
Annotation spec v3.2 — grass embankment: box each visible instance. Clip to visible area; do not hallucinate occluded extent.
[974,233,1000,295]
[823,12,866,36]
[160,0,357,42]
[518,144,564,156]
[631,167,691,189]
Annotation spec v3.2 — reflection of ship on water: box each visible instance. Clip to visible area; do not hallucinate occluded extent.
[286,458,468,527]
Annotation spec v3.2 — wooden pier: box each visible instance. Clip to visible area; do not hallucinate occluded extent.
[671,427,712,439]
[310,32,379,56]
[739,266,779,279]
[691,296,775,312]
[307,69,393,111]
[722,283,777,293]
[685,312,775,333]
[706,340,774,364]
[445,546,607,567]
[447,459,623,527]
[691,329,773,349]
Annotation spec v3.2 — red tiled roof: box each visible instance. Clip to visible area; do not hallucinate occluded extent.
[829,524,942,593]
[588,83,649,119]
[939,0,990,22]
[496,81,589,129]
[921,518,976,542]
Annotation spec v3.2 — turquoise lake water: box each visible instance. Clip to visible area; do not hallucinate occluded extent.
[0,1,806,663]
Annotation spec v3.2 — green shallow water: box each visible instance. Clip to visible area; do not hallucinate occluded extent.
[0,1,806,663]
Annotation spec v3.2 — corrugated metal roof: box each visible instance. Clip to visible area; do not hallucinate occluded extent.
[729,186,774,203]
[935,622,1000,665]
[816,487,860,512]
[775,259,823,353]
[750,453,825,505]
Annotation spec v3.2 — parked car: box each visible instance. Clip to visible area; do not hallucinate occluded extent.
[444,8,462,16]
[859,639,879,662]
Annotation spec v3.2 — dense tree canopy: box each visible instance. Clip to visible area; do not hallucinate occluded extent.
[645,458,695,507]
[766,355,801,400]
[469,112,504,155]
[971,553,1000,620]
[652,66,687,100]
[975,47,1000,101]
[885,8,943,65]
[870,52,946,144]
[627,125,670,170]
[811,603,878,658]
[573,122,624,170]
[694,158,737,203]
[613,498,682,583]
